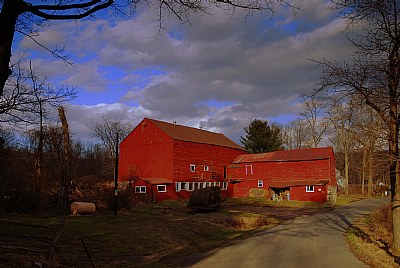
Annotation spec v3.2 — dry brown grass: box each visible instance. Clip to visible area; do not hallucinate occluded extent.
[0,198,330,267]
[0,199,285,267]
[347,203,399,268]
[213,214,277,229]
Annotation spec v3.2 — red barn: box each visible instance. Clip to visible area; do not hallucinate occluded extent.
[119,118,245,202]
[227,147,337,203]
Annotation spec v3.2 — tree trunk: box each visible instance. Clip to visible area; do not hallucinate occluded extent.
[58,106,71,209]
[0,0,25,95]
[367,145,374,198]
[362,147,366,196]
[388,75,400,252]
[344,148,349,195]
[389,122,400,253]
[34,99,43,191]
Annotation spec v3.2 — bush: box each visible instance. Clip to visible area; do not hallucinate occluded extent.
[0,191,57,213]
[370,204,393,246]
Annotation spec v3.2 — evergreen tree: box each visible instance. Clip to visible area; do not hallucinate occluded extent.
[240,119,283,153]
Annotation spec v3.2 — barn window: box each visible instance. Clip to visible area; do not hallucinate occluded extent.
[157,185,166,193]
[188,182,195,191]
[181,182,187,190]
[221,182,228,190]
[258,180,263,188]
[203,182,212,188]
[176,182,183,192]
[190,164,196,172]
[135,186,146,193]
[245,165,253,175]
[204,166,209,171]
[306,186,314,192]
[196,182,202,189]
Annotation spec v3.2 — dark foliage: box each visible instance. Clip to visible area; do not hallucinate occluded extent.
[240,119,283,153]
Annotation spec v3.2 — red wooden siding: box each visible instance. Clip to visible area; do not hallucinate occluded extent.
[227,147,336,203]
[119,118,174,181]
[119,118,244,201]
[290,185,327,202]
[173,140,243,182]
[172,140,243,199]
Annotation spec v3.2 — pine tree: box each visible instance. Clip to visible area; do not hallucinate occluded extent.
[240,119,283,153]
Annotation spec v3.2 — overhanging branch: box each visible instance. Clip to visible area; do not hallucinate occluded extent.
[27,0,114,20]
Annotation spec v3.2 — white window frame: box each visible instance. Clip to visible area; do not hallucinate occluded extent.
[190,164,196,172]
[203,182,212,188]
[157,185,166,193]
[204,166,209,171]
[306,186,315,192]
[176,182,184,192]
[245,165,253,175]
[221,182,228,190]
[135,186,146,193]
[258,180,263,188]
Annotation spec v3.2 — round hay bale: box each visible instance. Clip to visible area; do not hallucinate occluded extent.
[70,202,96,215]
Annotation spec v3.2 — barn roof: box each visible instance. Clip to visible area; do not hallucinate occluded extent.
[147,118,244,150]
[141,178,173,184]
[232,147,333,163]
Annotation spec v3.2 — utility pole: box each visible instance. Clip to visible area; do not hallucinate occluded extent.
[114,132,119,216]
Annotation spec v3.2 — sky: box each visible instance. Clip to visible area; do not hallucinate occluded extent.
[13,0,352,144]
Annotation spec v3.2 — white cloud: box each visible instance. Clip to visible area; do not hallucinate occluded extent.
[62,103,151,142]
[15,0,353,143]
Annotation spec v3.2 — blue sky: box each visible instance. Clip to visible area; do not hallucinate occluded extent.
[13,0,351,143]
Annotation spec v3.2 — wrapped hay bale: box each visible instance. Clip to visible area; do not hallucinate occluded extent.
[189,186,221,212]
[70,202,96,215]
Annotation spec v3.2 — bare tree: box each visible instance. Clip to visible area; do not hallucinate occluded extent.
[351,101,386,197]
[30,61,44,192]
[57,106,72,209]
[0,56,76,125]
[0,0,291,96]
[315,0,400,251]
[325,99,354,196]
[281,119,311,150]
[300,97,328,148]
[89,117,132,158]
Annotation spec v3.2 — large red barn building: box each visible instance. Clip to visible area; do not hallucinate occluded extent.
[227,147,337,203]
[119,118,245,202]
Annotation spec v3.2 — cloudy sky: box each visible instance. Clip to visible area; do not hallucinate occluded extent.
[14,0,351,144]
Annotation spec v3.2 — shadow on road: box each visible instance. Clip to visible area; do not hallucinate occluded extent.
[166,198,389,267]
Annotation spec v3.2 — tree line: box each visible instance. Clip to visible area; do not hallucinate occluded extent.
[240,95,389,198]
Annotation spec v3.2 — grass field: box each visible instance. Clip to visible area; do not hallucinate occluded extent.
[0,196,359,268]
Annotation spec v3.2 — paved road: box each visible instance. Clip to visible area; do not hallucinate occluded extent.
[192,198,389,268]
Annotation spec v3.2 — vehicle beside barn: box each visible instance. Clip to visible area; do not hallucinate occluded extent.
[227,147,337,203]
[118,118,245,202]
[189,186,221,212]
